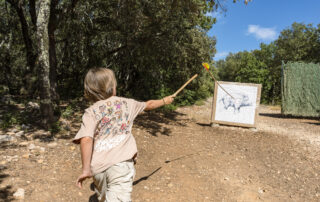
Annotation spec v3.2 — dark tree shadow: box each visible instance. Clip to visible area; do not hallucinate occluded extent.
[0,97,86,143]
[0,166,13,201]
[1,99,189,141]
[134,110,187,137]
[0,142,20,150]
[259,113,320,121]
[306,122,320,126]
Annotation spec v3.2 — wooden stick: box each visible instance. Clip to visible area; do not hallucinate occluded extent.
[206,70,235,99]
[173,74,198,97]
[210,93,215,124]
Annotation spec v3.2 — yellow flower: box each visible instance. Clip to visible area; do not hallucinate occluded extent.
[202,63,210,70]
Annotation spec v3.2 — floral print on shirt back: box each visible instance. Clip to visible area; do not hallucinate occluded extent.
[92,100,131,152]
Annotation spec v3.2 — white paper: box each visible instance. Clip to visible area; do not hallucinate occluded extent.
[215,84,258,125]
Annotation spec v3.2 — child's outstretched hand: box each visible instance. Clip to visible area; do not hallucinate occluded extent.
[163,95,175,105]
[76,170,93,188]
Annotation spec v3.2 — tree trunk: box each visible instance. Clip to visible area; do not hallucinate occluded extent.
[14,1,37,72]
[49,0,59,107]
[7,0,37,95]
[36,0,55,128]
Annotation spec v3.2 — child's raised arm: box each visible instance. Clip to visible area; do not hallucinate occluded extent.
[144,95,175,111]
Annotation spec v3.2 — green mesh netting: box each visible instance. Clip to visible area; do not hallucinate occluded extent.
[281,62,320,117]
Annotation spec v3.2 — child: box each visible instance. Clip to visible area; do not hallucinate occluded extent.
[73,68,174,201]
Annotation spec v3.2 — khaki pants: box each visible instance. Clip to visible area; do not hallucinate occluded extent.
[93,160,135,202]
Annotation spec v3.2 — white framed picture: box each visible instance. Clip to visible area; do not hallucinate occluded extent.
[212,81,261,128]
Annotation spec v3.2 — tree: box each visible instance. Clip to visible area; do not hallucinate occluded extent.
[275,22,320,64]
[37,0,55,127]
[253,43,281,104]
[217,52,242,82]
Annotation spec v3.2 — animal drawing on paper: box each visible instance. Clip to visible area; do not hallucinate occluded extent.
[219,93,252,113]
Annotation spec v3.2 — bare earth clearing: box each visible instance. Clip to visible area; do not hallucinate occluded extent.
[1,99,320,202]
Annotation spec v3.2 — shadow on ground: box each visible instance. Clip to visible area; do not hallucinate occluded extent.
[307,122,320,126]
[0,165,13,201]
[133,149,206,186]
[196,122,211,127]
[0,142,20,150]
[259,113,320,121]
[87,150,205,201]
[135,110,187,137]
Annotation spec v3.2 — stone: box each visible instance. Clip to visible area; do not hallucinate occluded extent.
[210,123,220,127]
[0,135,15,143]
[48,142,58,148]
[27,101,40,109]
[15,131,24,137]
[250,128,258,132]
[167,183,173,188]
[37,159,44,164]
[13,188,25,199]
[28,144,36,150]
[39,147,46,153]
[19,142,28,146]
[21,124,30,130]
[22,154,30,159]
[258,188,265,194]
[6,132,15,136]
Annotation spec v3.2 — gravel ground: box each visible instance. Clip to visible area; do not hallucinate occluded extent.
[0,99,319,201]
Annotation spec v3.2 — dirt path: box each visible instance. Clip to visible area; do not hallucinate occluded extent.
[1,100,320,201]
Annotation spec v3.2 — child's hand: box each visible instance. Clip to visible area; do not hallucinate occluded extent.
[76,170,93,188]
[164,95,175,105]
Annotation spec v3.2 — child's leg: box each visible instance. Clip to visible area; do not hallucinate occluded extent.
[93,171,108,201]
[93,160,135,202]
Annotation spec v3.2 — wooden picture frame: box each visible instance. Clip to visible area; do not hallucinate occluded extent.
[211,81,262,128]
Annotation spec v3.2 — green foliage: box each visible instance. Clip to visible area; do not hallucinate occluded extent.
[162,104,178,112]
[195,100,205,106]
[61,105,74,119]
[0,110,24,129]
[1,0,219,104]
[0,85,9,95]
[49,121,62,134]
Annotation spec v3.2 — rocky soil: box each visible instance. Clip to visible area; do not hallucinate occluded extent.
[0,99,319,202]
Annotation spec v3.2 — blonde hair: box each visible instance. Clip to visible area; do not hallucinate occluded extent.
[84,68,117,102]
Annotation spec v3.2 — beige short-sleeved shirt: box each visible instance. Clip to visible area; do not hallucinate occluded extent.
[73,96,146,175]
